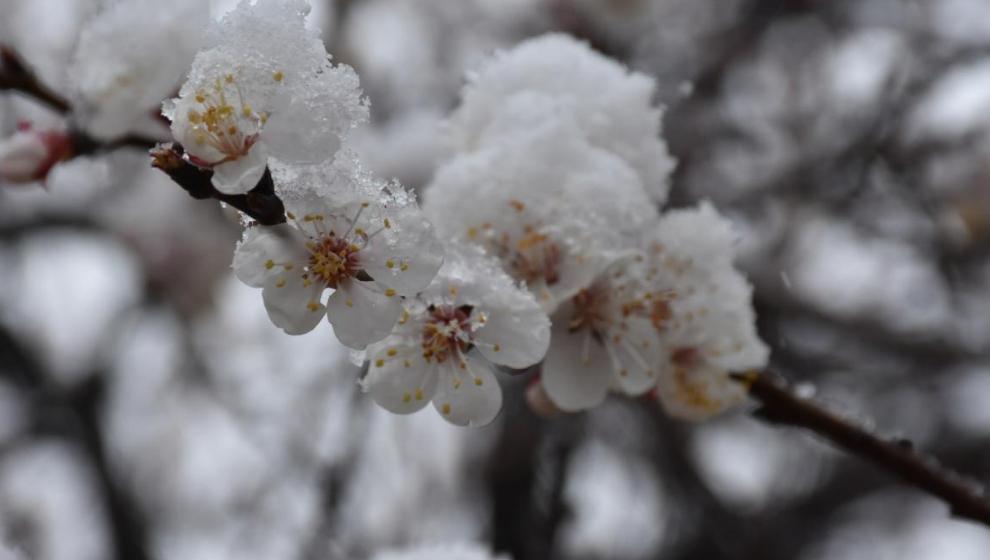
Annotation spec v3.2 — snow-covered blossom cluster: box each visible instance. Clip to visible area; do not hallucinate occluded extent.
[148,3,766,425]
[424,34,768,421]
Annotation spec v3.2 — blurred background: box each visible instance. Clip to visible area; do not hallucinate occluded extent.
[3,0,990,558]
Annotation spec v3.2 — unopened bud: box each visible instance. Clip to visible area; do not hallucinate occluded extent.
[0,124,72,184]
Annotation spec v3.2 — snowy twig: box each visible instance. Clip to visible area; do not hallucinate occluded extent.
[735,370,990,527]
[150,143,287,226]
[0,44,158,152]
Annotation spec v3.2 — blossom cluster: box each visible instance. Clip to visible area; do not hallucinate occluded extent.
[424,34,769,420]
[0,0,768,426]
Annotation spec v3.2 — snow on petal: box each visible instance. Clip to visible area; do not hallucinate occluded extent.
[211,145,269,194]
[362,335,438,415]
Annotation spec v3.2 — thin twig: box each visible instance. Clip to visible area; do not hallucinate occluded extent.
[734,370,990,527]
[1,44,159,152]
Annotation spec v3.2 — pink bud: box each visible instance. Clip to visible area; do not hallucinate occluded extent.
[0,126,73,184]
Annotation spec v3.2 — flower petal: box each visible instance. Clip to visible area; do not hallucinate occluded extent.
[325,281,402,349]
[211,147,268,195]
[476,305,550,369]
[432,354,502,427]
[362,342,438,415]
[261,271,325,335]
[232,224,304,287]
[655,360,747,422]
[541,309,611,411]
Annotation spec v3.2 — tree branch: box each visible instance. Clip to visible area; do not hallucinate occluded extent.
[735,370,990,527]
[1,44,158,153]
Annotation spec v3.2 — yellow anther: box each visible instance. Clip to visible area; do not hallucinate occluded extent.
[402,392,411,403]
[307,301,320,312]
[195,94,206,103]
[354,227,366,237]
[387,348,398,357]
[449,286,458,296]
[375,359,385,368]
[467,227,478,239]
[286,211,295,219]
[384,288,396,297]
[383,218,391,229]
[441,403,451,415]
[264,259,275,270]
[345,298,353,307]
[453,379,462,389]
[474,377,483,386]
[273,71,284,82]
[400,263,409,272]
[493,344,501,352]
[386,260,395,269]
[414,389,424,400]
[361,202,370,208]
[242,105,253,117]
[275,278,287,288]
[283,263,293,271]
[225,74,234,83]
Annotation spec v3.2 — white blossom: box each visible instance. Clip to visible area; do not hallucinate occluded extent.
[540,203,768,418]
[71,0,207,140]
[446,33,675,204]
[232,153,442,348]
[647,202,769,421]
[165,0,367,195]
[424,109,656,313]
[0,124,72,185]
[362,243,550,427]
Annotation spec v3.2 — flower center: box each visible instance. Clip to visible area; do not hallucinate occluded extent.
[568,287,611,334]
[421,305,475,364]
[307,235,361,289]
[185,74,266,165]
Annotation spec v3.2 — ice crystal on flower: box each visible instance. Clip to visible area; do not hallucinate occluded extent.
[446,33,675,204]
[362,243,550,427]
[232,152,442,349]
[166,0,368,194]
[71,0,207,140]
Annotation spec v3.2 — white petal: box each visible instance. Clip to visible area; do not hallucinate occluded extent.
[476,306,550,369]
[325,281,402,349]
[655,360,747,422]
[432,354,502,427]
[232,225,303,288]
[362,208,444,295]
[362,342,438,415]
[261,272,325,335]
[211,147,268,195]
[541,312,610,412]
[606,321,662,397]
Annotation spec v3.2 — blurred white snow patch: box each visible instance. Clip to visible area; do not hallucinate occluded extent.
[824,30,905,110]
[0,539,26,560]
[691,417,831,512]
[560,440,664,559]
[787,218,951,334]
[0,441,110,560]
[930,0,990,46]
[1,0,96,87]
[0,231,140,384]
[372,542,508,560]
[0,155,112,221]
[942,365,990,436]
[0,382,28,447]
[195,275,359,464]
[907,59,990,142]
[336,404,496,552]
[805,492,990,560]
[350,108,446,189]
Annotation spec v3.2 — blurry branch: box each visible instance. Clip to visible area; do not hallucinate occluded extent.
[150,143,287,226]
[735,370,990,528]
[0,45,70,114]
[0,44,158,152]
